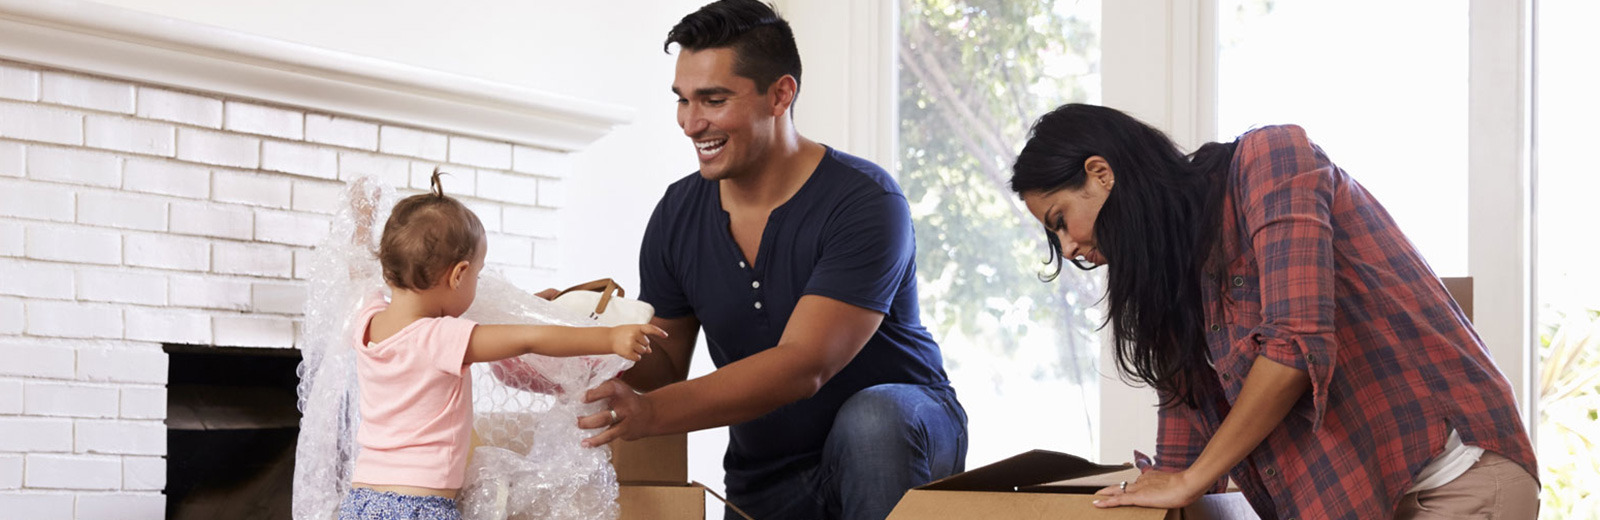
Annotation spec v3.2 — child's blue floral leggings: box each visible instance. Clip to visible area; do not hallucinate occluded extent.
[338,488,460,520]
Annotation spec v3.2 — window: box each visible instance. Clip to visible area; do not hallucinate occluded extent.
[1216,0,1469,276]
[899,0,1103,465]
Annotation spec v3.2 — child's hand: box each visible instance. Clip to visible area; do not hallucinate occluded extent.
[608,324,667,361]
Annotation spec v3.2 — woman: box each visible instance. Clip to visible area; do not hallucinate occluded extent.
[1010,104,1537,519]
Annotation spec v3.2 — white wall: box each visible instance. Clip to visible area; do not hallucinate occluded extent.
[88,0,733,499]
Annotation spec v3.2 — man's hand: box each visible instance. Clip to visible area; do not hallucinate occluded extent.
[578,379,654,447]
[1092,469,1207,509]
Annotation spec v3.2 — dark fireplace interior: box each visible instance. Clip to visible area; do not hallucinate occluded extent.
[165,344,302,520]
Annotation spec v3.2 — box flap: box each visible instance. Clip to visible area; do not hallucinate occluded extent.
[918,449,1128,492]
[1024,466,1143,494]
[613,433,688,484]
[890,489,1172,520]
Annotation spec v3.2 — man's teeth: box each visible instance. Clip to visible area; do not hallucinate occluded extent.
[696,139,726,155]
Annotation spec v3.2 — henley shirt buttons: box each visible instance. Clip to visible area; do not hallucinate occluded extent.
[754,302,763,310]
[739,261,747,269]
[751,281,761,289]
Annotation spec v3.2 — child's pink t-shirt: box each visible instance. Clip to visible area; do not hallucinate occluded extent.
[349,296,476,489]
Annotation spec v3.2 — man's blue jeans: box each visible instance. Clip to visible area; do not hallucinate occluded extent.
[724,383,967,520]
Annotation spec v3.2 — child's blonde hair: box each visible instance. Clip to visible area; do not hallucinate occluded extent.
[377,168,484,290]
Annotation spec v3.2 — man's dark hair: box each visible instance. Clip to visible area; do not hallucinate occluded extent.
[665,0,802,97]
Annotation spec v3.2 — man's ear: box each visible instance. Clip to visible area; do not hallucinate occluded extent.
[448,260,471,289]
[770,74,798,117]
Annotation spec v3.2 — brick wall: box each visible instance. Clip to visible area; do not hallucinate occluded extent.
[0,58,572,519]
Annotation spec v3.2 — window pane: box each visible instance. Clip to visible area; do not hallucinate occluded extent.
[899,0,1102,465]
[1217,0,1468,276]
[1534,1,1600,517]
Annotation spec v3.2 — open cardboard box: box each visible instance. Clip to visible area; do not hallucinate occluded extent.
[612,433,708,520]
[890,450,1258,520]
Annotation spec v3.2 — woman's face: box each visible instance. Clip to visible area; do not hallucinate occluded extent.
[1020,156,1115,267]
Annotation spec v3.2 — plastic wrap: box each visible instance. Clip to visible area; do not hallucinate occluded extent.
[294,177,629,520]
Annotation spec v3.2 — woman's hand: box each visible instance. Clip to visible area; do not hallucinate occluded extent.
[608,324,665,361]
[1093,469,1207,509]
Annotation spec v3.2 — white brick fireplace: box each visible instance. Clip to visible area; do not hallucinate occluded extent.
[0,1,631,518]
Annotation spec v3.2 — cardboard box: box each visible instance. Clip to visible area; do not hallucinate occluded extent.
[612,433,689,484]
[618,483,706,520]
[890,450,1258,520]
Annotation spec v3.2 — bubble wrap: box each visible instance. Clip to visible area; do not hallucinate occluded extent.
[294,177,629,520]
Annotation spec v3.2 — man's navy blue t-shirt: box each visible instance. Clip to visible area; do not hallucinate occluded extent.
[638,146,950,493]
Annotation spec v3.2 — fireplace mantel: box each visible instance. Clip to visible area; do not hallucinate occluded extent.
[0,0,633,152]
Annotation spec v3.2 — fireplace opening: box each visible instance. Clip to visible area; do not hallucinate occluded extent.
[164,344,302,520]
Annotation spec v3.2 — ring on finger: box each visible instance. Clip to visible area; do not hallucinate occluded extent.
[1120,480,1128,492]
[608,408,619,425]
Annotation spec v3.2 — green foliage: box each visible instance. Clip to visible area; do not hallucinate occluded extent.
[1538,309,1600,519]
[899,0,1101,382]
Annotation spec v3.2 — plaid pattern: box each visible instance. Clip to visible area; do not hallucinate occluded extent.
[1154,125,1537,520]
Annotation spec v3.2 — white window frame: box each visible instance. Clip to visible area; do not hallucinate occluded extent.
[782,0,1536,463]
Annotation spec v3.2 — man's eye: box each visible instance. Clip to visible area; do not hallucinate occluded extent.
[707,98,727,105]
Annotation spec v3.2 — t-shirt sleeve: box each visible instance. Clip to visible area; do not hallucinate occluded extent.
[421,316,476,375]
[638,191,693,319]
[802,191,914,314]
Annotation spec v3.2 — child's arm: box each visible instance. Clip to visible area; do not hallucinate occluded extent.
[463,323,666,364]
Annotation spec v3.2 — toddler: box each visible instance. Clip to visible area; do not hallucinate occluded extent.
[339,170,663,520]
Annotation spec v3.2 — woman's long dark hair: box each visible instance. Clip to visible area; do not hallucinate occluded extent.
[1010,104,1236,408]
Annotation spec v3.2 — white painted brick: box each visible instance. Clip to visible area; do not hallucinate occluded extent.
[0,220,20,257]
[0,140,22,177]
[379,126,447,161]
[292,180,343,215]
[0,258,75,298]
[76,190,167,232]
[532,237,560,269]
[0,297,19,334]
[176,127,258,169]
[224,101,303,140]
[78,493,165,520]
[122,157,209,199]
[503,205,557,238]
[475,170,538,205]
[169,201,252,240]
[0,492,74,518]
[212,168,291,208]
[449,136,512,169]
[0,178,75,222]
[512,145,574,177]
[27,146,120,188]
[25,381,119,418]
[0,341,76,379]
[0,101,82,145]
[25,300,122,339]
[306,114,378,150]
[136,87,222,128]
[0,379,21,414]
[25,225,121,265]
[168,275,250,311]
[261,140,337,179]
[213,314,296,348]
[0,417,74,451]
[411,162,475,196]
[255,210,328,247]
[292,249,312,279]
[76,419,165,455]
[0,63,39,101]
[124,233,209,271]
[41,72,134,114]
[119,386,166,420]
[537,178,567,208]
[85,115,176,157]
[25,454,121,490]
[252,281,307,314]
[125,306,211,345]
[212,242,293,278]
[338,151,411,187]
[0,453,20,489]
[122,456,165,491]
[486,233,533,268]
[461,200,502,233]
[79,347,167,384]
[76,268,166,305]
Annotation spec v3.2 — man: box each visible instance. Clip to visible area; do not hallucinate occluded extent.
[574,1,967,519]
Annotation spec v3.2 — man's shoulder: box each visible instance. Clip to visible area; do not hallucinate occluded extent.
[818,146,902,197]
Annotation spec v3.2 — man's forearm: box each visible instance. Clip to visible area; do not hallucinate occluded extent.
[641,345,821,436]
